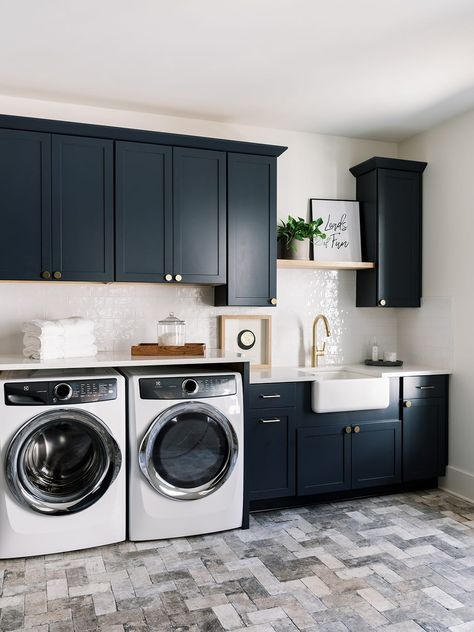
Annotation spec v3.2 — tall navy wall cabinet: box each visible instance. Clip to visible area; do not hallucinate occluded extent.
[350,157,427,308]
[215,153,277,306]
[0,129,51,280]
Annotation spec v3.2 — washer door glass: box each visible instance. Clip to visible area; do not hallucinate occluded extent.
[139,402,238,500]
[6,409,121,515]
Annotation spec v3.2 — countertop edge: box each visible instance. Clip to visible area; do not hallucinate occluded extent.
[0,352,249,372]
[249,364,452,384]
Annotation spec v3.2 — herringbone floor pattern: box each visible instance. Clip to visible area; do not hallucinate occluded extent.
[2,490,474,631]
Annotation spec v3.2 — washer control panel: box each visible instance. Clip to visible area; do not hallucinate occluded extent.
[4,379,117,406]
[139,375,236,400]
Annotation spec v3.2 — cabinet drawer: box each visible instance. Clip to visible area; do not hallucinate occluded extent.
[403,375,447,400]
[248,383,296,409]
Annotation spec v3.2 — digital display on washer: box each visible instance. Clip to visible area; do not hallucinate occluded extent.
[139,375,236,399]
[4,379,117,406]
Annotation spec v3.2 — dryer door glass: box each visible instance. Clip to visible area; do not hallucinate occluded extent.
[139,402,238,500]
[6,409,121,515]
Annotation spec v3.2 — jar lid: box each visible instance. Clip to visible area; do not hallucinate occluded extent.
[158,312,185,325]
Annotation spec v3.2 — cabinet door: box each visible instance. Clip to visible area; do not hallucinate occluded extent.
[377,169,421,307]
[297,426,351,496]
[216,153,276,306]
[248,409,295,500]
[351,420,401,489]
[173,147,226,284]
[403,398,445,481]
[52,135,114,281]
[115,141,173,282]
[0,129,51,280]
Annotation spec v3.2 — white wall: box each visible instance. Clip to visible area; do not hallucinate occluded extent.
[0,94,398,366]
[399,108,474,501]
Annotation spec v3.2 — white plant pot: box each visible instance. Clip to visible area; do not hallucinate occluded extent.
[282,238,310,260]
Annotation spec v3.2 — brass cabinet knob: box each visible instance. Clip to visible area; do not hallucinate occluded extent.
[378,298,387,306]
[53,271,62,280]
[270,297,277,306]
[164,273,173,282]
[404,400,412,408]
[41,271,51,280]
[353,425,361,433]
[345,426,352,434]
[175,274,182,282]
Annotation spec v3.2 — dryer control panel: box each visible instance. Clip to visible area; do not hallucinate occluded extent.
[139,375,236,399]
[4,379,117,406]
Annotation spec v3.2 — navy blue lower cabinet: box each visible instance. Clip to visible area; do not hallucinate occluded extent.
[248,408,295,500]
[403,398,446,481]
[0,129,52,280]
[351,420,402,489]
[52,135,114,282]
[297,425,352,495]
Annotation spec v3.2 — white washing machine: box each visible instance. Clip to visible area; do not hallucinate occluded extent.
[122,368,243,540]
[0,368,126,558]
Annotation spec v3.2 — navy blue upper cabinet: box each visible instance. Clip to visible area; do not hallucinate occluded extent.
[173,148,226,284]
[116,144,225,284]
[0,129,52,280]
[350,157,427,308]
[115,141,173,282]
[0,115,286,286]
[215,153,277,306]
[52,136,114,282]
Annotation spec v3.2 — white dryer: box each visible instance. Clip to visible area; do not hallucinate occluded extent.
[0,368,126,558]
[122,368,243,540]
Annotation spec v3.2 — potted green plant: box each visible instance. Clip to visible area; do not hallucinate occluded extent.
[277,215,326,260]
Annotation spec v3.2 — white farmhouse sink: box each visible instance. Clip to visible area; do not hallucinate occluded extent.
[301,368,390,413]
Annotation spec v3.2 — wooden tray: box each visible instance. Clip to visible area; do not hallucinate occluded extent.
[131,343,206,357]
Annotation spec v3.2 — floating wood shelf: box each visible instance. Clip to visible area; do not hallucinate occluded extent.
[277,259,375,271]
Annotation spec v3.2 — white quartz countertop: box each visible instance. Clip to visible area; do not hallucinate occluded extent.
[250,364,452,384]
[0,350,248,373]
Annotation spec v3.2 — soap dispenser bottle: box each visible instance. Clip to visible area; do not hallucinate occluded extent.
[371,338,379,362]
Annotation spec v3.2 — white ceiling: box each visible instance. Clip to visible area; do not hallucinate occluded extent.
[2,0,474,141]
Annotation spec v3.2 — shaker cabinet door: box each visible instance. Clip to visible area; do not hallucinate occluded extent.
[403,398,446,481]
[351,420,401,489]
[115,141,173,282]
[297,425,351,495]
[216,153,276,306]
[248,409,295,500]
[0,129,51,280]
[52,135,114,281]
[377,169,421,307]
[173,147,226,284]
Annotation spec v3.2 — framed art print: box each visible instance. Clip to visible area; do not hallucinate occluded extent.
[219,315,271,368]
[310,198,362,262]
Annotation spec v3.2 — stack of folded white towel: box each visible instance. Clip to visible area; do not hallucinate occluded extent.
[22,317,98,360]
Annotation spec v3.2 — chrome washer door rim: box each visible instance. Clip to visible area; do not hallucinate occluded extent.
[5,408,122,515]
[139,401,238,501]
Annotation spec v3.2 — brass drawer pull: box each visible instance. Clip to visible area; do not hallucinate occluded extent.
[259,418,281,424]
[41,271,51,280]
[353,425,361,433]
[259,393,281,399]
[404,400,412,408]
[53,271,62,280]
[416,385,435,390]
[345,426,352,434]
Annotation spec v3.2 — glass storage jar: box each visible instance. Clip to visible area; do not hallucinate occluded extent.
[157,313,186,346]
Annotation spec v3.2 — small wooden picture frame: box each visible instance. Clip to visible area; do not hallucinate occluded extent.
[219,315,272,368]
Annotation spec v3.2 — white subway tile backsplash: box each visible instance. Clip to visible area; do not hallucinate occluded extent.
[0,271,399,365]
